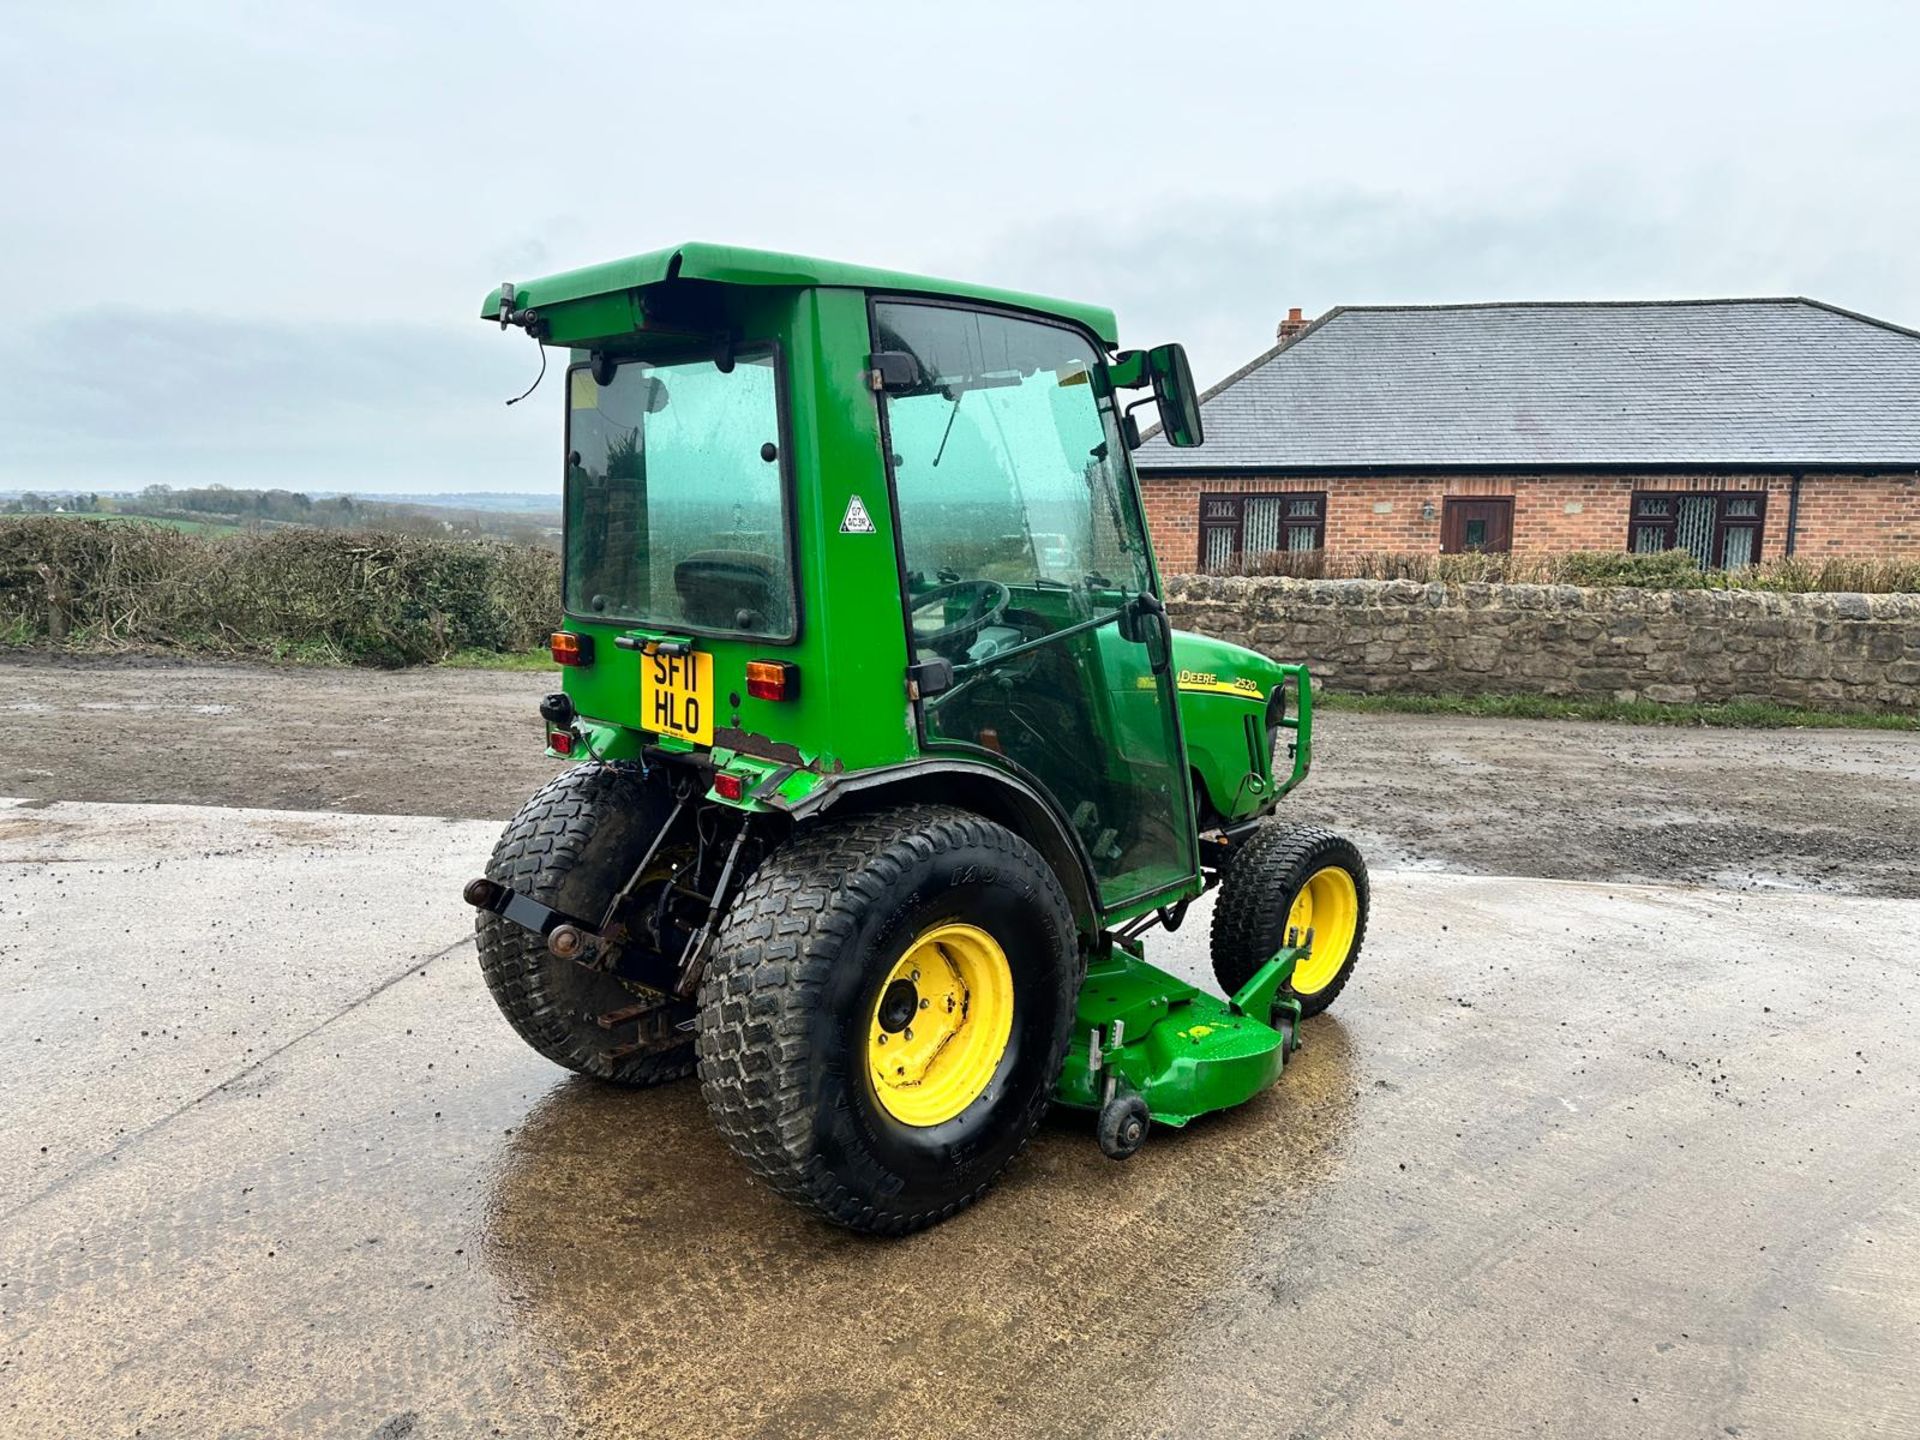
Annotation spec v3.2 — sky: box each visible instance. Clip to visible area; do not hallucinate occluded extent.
[3,1,1916,495]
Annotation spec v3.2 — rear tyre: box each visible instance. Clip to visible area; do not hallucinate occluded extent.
[477,763,695,1086]
[1211,823,1369,1018]
[696,805,1080,1235]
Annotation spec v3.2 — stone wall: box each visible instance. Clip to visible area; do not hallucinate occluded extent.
[1164,575,1920,712]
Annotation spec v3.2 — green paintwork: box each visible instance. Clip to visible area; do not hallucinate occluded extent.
[1169,636,1314,821]
[556,717,645,764]
[545,282,921,789]
[482,241,1120,346]
[1054,940,1305,1127]
[491,238,1320,952]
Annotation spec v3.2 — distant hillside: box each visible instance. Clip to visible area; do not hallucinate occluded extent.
[2,488,560,515]
[2,485,559,549]
[337,491,560,514]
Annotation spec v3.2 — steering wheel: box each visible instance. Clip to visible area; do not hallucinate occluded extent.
[909,579,1011,652]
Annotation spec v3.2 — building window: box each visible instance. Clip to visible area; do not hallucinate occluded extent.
[1198,492,1325,570]
[1440,497,1514,554]
[1629,492,1766,569]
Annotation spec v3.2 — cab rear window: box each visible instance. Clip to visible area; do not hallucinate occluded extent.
[564,350,794,639]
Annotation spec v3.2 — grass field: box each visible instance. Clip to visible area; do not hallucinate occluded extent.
[74,512,246,537]
[438,647,558,672]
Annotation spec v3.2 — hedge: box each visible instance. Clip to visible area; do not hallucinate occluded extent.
[0,518,561,665]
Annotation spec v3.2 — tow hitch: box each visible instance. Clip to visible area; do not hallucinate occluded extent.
[461,878,606,967]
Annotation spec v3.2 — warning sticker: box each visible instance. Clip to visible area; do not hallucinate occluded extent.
[840,494,877,534]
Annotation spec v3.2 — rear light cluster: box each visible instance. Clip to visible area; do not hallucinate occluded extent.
[745,659,799,701]
[550,632,593,667]
[548,730,576,756]
[712,772,746,801]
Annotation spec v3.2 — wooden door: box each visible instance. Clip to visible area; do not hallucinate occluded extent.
[1441,498,1513,554]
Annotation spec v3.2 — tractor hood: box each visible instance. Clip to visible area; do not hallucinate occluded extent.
[1168,630,1300,825]
[480,242,1120,348]
[1168,630,1288,706]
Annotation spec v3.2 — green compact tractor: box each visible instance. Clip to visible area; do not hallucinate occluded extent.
[464,244,1370,1233]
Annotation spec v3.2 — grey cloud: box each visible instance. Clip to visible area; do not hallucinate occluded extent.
[0,309,557,492]
[984,181,1920,387]
[5,4,1917,493]
[12,179,1918,497]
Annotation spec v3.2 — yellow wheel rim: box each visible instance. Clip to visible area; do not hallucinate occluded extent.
[867,922,1014,1127]
[1285,865,1360,995]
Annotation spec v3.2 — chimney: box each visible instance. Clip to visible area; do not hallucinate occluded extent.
[1277,306,1309,343]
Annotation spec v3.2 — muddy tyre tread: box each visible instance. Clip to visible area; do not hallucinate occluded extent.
[696,804,1080,1236]
[1210,822,1369,1017]
[477,762,694,1087]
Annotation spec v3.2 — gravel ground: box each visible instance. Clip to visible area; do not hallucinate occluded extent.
[3,653,1915,896]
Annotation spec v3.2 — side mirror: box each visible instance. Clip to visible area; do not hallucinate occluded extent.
[1120,591,1173,675]
[867,350,925,393]
[1146,343,1204,448]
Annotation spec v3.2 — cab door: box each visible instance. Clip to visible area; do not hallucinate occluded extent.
[872,299,1197,912]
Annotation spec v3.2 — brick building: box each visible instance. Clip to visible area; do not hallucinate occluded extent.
[1133,298,1920,573]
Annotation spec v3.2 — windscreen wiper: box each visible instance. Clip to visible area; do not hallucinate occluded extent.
[1088,443,1135,553]
[932,389,962,468]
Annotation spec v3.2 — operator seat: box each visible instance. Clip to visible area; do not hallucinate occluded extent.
[675,550,781,632]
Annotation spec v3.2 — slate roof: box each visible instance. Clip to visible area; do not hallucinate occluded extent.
[1134,299,1920,471]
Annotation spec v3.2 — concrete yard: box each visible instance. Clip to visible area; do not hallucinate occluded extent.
[3,798,1916,1438]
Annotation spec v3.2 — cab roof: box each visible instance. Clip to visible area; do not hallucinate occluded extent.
[479,241,1120,348]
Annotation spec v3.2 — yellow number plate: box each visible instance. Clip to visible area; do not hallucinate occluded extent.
[641,649,714,745]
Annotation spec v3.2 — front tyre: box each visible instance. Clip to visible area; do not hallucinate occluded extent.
[696,805,1080,1235]
[1211,824,1369,1018]
[477,763,695,1086]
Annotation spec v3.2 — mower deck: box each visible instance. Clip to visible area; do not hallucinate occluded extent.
[1055,941,1305,1143]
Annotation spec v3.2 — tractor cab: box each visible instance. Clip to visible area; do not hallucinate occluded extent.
[467,245,1370,1233]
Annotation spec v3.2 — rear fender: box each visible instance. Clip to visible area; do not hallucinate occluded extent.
[783,760,1102,936]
